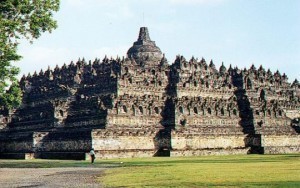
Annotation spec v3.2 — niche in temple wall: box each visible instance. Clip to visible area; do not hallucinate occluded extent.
[52,100,69,124]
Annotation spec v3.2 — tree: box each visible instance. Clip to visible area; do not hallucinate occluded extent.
[0,0,60,109]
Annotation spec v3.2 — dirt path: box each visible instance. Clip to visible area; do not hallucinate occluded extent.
[0,167,104,188]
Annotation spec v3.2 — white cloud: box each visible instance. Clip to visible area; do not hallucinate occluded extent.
[104,5,134,20]
[168,0,226,5]
[65,0,85,6]
[64,0,134,21]
[17,44,129,78]
[17,46,74,77]
[92,46,129,59]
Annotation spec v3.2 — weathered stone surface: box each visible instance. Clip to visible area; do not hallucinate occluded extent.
[172,135,249,150]
[127,27,163,64]
[170,148,250,157]
[0,27,299,159]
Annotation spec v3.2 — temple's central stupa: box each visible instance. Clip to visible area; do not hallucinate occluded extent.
[0,27,299,160]
[127,27,163,63]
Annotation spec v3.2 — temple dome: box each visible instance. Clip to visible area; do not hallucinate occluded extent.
[127,27,163,64]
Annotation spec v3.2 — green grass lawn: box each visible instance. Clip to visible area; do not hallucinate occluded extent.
[100,154,300,188]
[0,154,299,187]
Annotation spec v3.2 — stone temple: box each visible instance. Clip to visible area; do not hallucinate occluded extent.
[0,27,299,159]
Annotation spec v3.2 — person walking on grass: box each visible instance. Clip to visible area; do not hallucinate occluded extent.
[90,148,95,164]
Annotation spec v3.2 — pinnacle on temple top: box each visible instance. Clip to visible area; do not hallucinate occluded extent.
[127,27,163,64]
[137,27,151,41]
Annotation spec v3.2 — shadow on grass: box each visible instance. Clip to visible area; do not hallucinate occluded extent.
[0,160,120,168]
[0,154,299,168]
[126,181,300,188]
[109,154,300,167]
[187,181,300,188]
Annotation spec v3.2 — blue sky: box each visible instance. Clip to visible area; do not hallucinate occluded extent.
[18,0,300,81]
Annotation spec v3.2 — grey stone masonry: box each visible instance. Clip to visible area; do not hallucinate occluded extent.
[0,27,299,159]
[127,27,163,65]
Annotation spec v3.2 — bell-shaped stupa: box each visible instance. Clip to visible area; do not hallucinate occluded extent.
[127,27,163,64]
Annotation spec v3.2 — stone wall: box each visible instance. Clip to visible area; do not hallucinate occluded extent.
[33,130,92,152]
[0,132,33,153]
[92,129,164,158]
[172,135,247,149]
[0,27,299,159]
[285,109,300,120]
[170,148,250,157]
[261,135,300,154]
